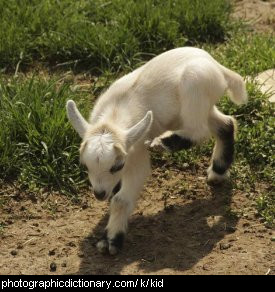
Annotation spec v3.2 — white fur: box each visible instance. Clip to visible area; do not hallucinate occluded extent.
[66,47,247,254]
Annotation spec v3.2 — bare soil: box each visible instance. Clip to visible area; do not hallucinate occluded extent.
[232,0,275,33]
[0,159,274,275]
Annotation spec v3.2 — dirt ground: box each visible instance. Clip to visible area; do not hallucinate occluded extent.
[0,0,274,275]
[232,0,275,33]
[0,159,274,275]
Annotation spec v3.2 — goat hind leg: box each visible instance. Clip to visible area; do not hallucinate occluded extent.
[150,75,213,153]
[207,107,236,184]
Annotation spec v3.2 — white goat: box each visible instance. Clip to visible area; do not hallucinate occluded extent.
[66,47,247,255]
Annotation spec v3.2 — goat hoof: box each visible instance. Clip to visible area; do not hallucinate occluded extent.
[96,232,124,255]
[207,167,229,185]
[149,137,167,152]
[96,239,109,254]
[109,245,119,255]
[144,140,152,147]
[96,240,118,255]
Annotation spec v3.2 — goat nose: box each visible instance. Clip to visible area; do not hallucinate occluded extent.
[94,190,106,200]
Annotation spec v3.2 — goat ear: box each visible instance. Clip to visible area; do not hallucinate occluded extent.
[66,100,89,138]
[114,143,127,157]
[79,140,88,164]
[125,111,153,148]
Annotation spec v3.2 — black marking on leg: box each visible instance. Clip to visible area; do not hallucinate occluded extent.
[110,232,125,250]
[212,160,228,175]
[101,230,108,241]
[217,120,234,140]
[161,134,193,152]
[213,120,235,175]
[218,120,234,164]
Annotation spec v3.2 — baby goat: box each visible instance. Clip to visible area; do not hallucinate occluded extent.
[66,47,247,255]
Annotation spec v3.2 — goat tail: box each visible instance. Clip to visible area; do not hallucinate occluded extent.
[221,66,248,105]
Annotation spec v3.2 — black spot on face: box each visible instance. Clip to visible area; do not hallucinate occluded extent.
[110,163,124,174]
[112,180,122,195]
[162,134,193,152]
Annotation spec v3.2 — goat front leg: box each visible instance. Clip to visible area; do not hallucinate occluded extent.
[96,195,134,255]
[96,148,151,255]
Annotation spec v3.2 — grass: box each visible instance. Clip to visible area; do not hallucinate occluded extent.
[0,76,89,194]
[0,0,233,73]
[256,192,275,227]
[0,0,274,225]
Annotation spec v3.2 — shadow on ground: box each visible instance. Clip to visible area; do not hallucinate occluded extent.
[77,182,238,274]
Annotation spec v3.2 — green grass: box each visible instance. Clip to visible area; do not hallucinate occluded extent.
[0,0,233,73]
[256,192,275,227]
[0,0,274,225]
[0,76,90,195]
[204,32,275,76]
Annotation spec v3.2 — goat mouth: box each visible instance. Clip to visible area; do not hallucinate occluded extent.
[96,195,108,201]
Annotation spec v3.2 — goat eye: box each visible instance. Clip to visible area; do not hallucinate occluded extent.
[110,163,124,174]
